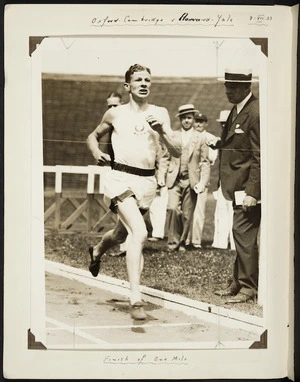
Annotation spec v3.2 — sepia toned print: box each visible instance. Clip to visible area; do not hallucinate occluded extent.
[4,3,296,380]
[37,35,266,350]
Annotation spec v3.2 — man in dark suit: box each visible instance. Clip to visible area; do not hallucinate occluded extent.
[208,68,261,303]
[166,104,210,251]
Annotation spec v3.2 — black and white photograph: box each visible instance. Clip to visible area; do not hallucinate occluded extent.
[4,3,296,380]
[36,35,266,350]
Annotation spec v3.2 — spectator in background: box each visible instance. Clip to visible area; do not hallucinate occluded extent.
[165,104,210,252]
[207,68,260,303]
[106,91,123,109]
[186,113,218,249]
[147,144,169,242]
[86,64,181,320]
[211,110,235,250]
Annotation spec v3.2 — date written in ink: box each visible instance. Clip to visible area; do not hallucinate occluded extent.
[249,14,272,24]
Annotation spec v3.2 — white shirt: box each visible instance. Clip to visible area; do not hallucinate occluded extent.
[181,128,193,147]
[236,92,252,114]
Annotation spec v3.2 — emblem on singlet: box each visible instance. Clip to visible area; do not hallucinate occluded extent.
[134,122,147,135]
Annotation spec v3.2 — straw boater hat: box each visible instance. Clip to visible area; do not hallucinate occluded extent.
[218,68,259,83]
[176,104,199,118]
[216,110,230,122]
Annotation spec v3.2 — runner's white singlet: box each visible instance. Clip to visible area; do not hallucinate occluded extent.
[111,104,162,169]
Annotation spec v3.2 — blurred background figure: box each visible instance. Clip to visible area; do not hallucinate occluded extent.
[211,110,235,250]
[106,91,123,109]
[148,186,168,241]
[186,113,218,248]
[147,143,169,242]
[166,104,210,252]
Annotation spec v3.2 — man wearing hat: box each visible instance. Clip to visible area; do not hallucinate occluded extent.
[165,104,210,251]
[186,113,218,248]
[208,68,261,303]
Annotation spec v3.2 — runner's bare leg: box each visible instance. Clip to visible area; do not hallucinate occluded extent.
[119,233,144,274]
[92,220,128,261]
[117,197,148,305]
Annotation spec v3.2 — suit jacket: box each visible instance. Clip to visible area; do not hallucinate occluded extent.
[166,128,210,189]
[155,140,169,186]
[218,94,260,201]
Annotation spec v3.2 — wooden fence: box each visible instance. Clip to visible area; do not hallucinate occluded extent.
[43,165,117,232]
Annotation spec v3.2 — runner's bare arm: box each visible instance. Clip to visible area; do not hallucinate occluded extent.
[86,110,114,165]
[146,108,181,158]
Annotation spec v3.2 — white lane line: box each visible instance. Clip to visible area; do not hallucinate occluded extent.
[46,317,109,345]
[46,322,203,330]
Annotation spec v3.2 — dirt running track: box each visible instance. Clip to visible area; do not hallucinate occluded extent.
[45,272,259,350]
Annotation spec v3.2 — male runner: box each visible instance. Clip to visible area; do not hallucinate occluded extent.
[86,64,181,320]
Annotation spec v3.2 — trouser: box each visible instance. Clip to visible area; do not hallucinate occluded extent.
[149,186,168,239]
[212,187,235,250]
[232,204,261,296]
[186,188,208,246]
[166,179,197,246]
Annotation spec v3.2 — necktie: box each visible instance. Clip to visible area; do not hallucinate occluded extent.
[221,105,237,142]
[231,105,237,121]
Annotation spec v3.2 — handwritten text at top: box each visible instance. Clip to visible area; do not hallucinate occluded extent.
[90,13,234,28]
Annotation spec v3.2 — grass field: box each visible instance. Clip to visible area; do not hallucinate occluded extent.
[44,194,263,318]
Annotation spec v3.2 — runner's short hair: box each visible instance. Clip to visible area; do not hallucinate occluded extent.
[125,64,151,83]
